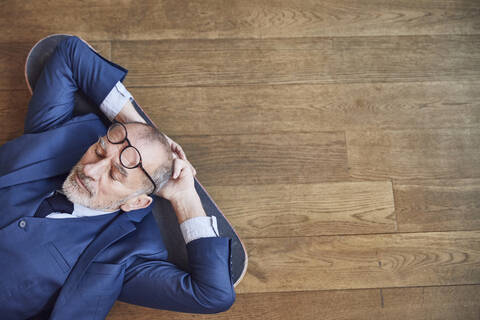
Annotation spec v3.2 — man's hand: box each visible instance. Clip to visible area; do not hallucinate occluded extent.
[115,98,197,176]
[164,134,197,176]
[156,158,195,201]
[156,158,206,224]
[157,134,198,201]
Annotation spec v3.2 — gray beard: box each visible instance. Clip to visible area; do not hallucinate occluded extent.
[61,164,126,211]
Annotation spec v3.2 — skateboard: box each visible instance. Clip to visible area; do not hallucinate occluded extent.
[25,34,247,287]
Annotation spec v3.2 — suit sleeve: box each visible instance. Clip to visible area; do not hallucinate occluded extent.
[24,36,127,133]
[117,237,236,314]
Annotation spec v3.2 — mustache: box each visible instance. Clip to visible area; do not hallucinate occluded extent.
[75,166,94,196]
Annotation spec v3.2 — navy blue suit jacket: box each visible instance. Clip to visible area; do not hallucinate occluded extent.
[0,36,235,319]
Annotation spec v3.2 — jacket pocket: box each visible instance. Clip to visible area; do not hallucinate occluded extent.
[78,262,125,319]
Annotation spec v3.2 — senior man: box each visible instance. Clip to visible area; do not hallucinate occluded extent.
[0,36,235,319]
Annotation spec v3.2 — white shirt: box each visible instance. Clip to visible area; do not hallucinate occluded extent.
[46,82,219,244]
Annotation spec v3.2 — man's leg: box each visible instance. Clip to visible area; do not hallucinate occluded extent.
[24,36,128,134]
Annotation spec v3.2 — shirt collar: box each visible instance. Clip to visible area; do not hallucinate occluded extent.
[72,202,119,218]
[55,189,152,222]
[56,189,120,218]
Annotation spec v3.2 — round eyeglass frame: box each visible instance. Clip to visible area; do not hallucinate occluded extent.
[106,121,157,195]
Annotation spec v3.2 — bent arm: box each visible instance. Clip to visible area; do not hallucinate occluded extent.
[118,237,235,313]
[24,36,127,133]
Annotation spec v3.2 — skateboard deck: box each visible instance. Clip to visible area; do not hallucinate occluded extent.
[25,34,247,287]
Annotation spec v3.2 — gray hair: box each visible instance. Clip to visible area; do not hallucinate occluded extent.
[125,122,174,196]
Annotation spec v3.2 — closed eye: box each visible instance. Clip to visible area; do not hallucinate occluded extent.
[95,137,128,183]
[94,139,120,182]
[95,148,104,158]
[95,138,106,157]
[109,170,118,181]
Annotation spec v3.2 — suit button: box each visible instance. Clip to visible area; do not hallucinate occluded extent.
[18,220,27,228]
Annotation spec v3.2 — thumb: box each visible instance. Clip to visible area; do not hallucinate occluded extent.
[172,159,188,179]
[172,159,182,179]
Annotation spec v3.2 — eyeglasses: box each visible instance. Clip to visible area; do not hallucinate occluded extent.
[106,121,156,195]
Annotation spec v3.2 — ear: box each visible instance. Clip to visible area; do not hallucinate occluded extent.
[120,194,153,212]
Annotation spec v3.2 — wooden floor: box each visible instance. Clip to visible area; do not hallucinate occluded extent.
[1,1,480,319]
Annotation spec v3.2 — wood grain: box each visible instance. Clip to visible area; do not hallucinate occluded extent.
[0,41,111,90]
[381,285,480,320]
[112,35,480,87]
[0,42,33,91]
[2,0,480,42]
[236,231,480,293]
[130,80,480,136]
[346,128,480,180]
[170,132,350,187]
[394,179,480,232]
[207,181,395,237]
[0,90,30,145]
[107,285,480,320]
[1,2,480,319]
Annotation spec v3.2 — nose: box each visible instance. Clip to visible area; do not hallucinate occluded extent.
[83,157,109,181]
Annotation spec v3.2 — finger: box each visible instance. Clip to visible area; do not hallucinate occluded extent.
[174,168,184,179]
[182,158,195,175]
[175,144,187,159]
[190,164,197,176]
[171,144,185,160]
[171,144,178,154]
[179,151,187,161]
[172,159,184,179]
[171,146,179,159]
[175,159,189,179]
[181,157,195,175]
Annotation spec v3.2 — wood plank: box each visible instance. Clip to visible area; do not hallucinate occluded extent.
[0,41,111,90]
[0,90,30,145]
[346,128,480,180]
[107,285,480,320]
[2,0,480,42]
[207,181,395,238]
[394,179,480,233]
[112,35,480,87]
[131,81,480,136]
[171,132,350,187]
[0,43,33,91]
[381,285,480,320]
[235,231,480,293]
[108,290,383,320]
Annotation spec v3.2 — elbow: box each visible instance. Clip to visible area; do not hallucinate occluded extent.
[58,35,79,50]
[200,287,236,314]
[212,290,236,313]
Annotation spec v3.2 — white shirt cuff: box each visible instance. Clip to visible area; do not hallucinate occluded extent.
[100,81,133,121]
[179,216,219,244]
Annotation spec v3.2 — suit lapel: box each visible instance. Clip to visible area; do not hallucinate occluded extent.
[0,113,157,313]
[52,204,152,309]
[52,214,136,307]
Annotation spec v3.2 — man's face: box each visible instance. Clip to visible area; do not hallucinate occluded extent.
[62,123,166,211]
